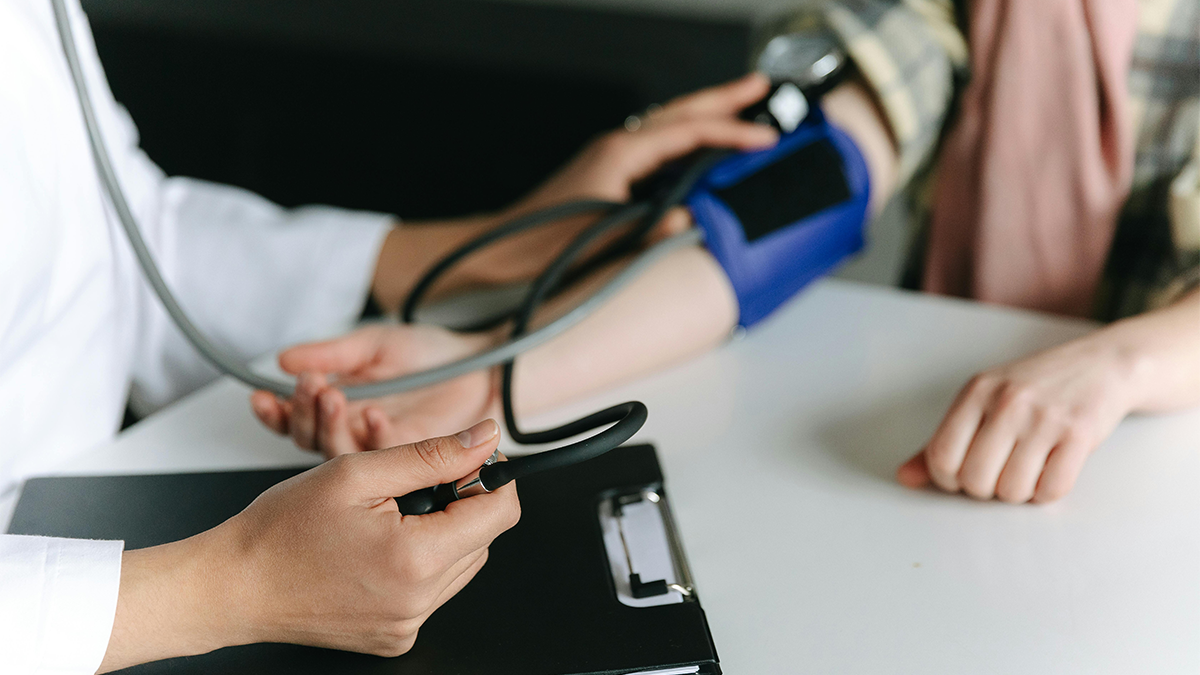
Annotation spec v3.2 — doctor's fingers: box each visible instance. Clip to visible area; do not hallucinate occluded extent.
[401,482,520,568]
[657,72,771,123]
[381,548,489,655]
[349,548,488,659]
[416,548,489,626]
[278,325,390,377]
[614,118,777,185]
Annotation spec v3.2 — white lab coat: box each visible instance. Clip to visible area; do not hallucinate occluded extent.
[0,0,394,671]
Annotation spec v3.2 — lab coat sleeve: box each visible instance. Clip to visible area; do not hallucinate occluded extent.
[0,535,124,675]
[57,0,395,413]
[127,175,394,414]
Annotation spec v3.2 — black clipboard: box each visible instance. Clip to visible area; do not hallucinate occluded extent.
[8,444,720,675]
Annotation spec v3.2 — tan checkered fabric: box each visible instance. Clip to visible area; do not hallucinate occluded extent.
[761,0,1199,320]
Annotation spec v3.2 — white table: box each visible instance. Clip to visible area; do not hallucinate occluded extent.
[6,279,1198,673]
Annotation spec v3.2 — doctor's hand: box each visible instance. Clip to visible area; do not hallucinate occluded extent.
[99,421,520,672]
[513,72,777,217]
[370,74,776,311]
[251,324,501,457]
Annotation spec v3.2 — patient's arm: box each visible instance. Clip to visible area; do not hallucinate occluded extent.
[249,246,738,454]
[251,78,899,455]
[515,77,900,413]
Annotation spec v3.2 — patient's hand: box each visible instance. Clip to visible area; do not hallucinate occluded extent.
[896,336,1133,503]
[896,290,1200,504]
[252,325,500,457]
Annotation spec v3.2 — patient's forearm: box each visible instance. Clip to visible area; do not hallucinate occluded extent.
[1116,288,1200,414]
[511,245,738,415]
[506,78,899,415]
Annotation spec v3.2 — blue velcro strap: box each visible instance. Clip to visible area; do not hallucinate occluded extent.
[686,109,870,327]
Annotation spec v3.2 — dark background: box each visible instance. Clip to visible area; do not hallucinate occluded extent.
[82,0,755,219]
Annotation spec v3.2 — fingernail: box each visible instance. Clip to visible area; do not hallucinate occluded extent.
[455,419,499,449]
[320,393,337,417]
[251,398,268,416]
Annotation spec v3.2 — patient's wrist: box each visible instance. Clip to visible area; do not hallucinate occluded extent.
[1103,290,1200,414]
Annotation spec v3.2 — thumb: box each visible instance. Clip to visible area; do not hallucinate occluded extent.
[348,419,501,498]
[896,450,932,489]
[279,326,384,376]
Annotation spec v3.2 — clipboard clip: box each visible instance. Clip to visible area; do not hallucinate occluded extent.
[599,486,697,608]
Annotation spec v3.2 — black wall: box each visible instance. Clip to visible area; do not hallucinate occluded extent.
[84,0,751,218]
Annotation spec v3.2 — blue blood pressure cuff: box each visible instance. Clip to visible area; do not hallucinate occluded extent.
[686,108,870,327]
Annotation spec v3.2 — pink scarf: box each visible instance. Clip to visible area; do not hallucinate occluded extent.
[923,0,1138,317]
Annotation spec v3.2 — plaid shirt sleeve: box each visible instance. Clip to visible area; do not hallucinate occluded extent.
[1097,0,1199,319]
[757,1,967,186]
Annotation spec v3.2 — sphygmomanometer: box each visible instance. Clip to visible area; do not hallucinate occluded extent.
[52,0,864,512]
[689,106,868,327]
